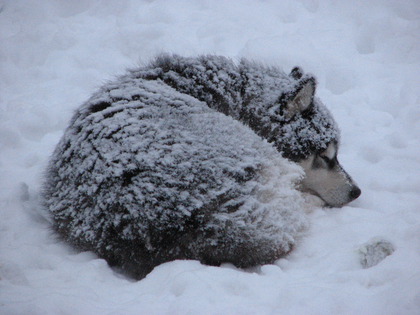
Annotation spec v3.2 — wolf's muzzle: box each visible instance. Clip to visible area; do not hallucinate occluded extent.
[349,186,361,201]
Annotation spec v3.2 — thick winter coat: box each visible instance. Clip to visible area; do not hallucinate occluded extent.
[43,55,339,279]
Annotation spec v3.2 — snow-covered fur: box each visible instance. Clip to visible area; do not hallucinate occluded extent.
[43,55,341,279]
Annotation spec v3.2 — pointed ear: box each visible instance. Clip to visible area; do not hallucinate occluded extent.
[284,78,316,119]
[289,67,303,80]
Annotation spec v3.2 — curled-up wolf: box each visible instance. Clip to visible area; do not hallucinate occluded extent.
[43,55,361,279]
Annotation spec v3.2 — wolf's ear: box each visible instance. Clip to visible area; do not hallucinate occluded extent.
[289,67,303,80]
[284,78,316,119]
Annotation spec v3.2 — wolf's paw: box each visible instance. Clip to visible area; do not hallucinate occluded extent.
[358,237,395,268]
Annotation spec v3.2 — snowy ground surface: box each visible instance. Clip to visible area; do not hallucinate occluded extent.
[1,1,419,314]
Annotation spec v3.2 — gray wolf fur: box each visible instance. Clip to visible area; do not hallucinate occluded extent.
[43,55,360,279]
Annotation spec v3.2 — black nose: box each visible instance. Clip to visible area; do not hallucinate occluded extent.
[349,186,361,201]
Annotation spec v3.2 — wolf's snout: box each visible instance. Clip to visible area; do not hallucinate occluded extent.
[349,186,361,201]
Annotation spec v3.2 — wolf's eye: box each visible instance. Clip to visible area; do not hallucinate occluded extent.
[321,156,331,163]
[319,155,337,169]
[313,154,336,169]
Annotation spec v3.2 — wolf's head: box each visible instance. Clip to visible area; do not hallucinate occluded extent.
[297,141,361,207]
[276,68,361,207]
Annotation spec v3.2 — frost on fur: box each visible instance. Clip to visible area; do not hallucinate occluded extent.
[43,55,340,279]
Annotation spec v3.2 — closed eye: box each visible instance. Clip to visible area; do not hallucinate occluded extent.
[319,155,337,169]
[321,156,331,163]
[313,155,328,169]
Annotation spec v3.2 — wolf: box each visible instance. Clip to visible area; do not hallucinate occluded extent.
[43,55,360,279]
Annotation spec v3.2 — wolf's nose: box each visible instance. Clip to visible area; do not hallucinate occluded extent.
[349,186,361,200]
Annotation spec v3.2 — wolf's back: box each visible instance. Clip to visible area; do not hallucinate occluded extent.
[43,70,307,279]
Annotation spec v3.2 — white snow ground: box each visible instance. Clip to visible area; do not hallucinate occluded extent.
[0,0,419,314]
